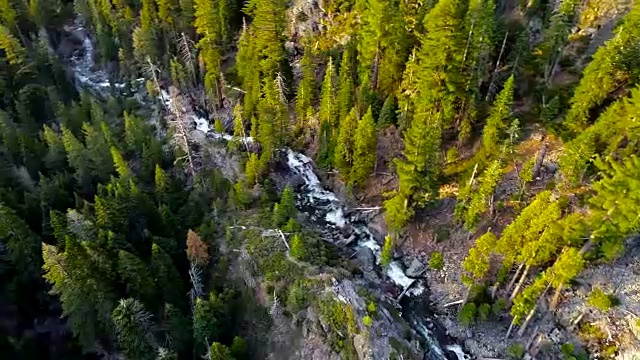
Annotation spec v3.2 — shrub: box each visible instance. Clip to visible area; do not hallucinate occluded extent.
[588,287,615,311]
[367,301,377,316]
[478,303,491,321]
[459,303,476,326]
[429,251,444,270]
[363,315,373,327]
[492,298,507,316]
[507,343,525,359]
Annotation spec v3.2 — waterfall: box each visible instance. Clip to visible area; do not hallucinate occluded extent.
[69,20,469,360]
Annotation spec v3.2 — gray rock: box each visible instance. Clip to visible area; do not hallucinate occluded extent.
[288,174,305,188]
[406,258,427,278]
[356,247,375,272]
[544,162,558,174]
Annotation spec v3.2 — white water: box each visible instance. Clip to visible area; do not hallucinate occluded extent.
[284,150,423,295]
[70,22,467,359]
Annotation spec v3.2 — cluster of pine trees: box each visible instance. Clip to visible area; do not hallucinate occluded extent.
[2,0,640,357]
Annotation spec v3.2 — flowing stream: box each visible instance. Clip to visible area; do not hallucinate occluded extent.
[68,21,469,360]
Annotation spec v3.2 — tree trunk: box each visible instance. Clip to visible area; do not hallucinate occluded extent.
[517,285,551,338]
[509,264,531,303]
[532,143,549,179]
[505,318,517,339]
[550,283,563,311]
[486,31,509,101]
[506,262,525,294]
[371,45,380,91]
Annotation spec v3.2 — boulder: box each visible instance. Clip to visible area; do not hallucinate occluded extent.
[406,258,427,278]
[356,247,375,273]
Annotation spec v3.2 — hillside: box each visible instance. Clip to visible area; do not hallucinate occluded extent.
[1,0,640,359]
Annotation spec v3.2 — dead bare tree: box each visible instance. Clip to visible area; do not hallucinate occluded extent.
[166,87,198,176]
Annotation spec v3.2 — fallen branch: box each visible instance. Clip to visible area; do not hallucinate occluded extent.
[277,229,290,250]
[443,300,464,308]
[352,207,382,211]
[396,279,419,302]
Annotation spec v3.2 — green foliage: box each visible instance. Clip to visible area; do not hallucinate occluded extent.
[318,58,338,167]
[272,185,296,227]
[296,46,316,121]
[507,343,525,359]
[459,303,476,326]
[112,298,158,360]
[367,301,377,315]
[209,342,234,360]
[564,3,640,133]
[193,292,226,352]
[384,193,413,232]
[335,107,358,181]
[290,234,306,260]
[588,287,615,311]
[477,303,491,321]
[362,315,373,327]
[429,251,444,270]
[317,295,358,355]
[462,231,496,281]
[380,235,394,267]
[482,75,515,156]
[214,118,225,133]
[350,107,378,185]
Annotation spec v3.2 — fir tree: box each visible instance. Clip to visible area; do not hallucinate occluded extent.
[380,235,393,267]
[111,146,131,178]
[350,107,378,185]
[118,250,156,302]
[564,3,640,133]
[482,75,515,156]
[337,44,355,123]
[378,95,397,127]
[290,233,306,260]
[295,45,316,123]
[317,58,337,167]
[112,298,158,360]
[334,108,358,181]
[151,243,182,305]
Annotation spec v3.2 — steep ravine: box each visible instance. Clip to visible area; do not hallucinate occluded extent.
[67,20,468,360]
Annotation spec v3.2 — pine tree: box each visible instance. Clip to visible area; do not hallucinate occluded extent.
[118,250,156,302]
[209,343,234,360]
[334,108,358,181]
[564,3,640,133]
[42,125,67,171]
[295,45,316,122]
[589,155,640,259]
[112,298,158,360]
[380,235,393,267]
[111,146,131,178]
[273,185,296,227]
[378,95,397,127]
[0,25,25,65]
[151,243,182,305]
[350,107,378,185]
[358,0,409,94]
[383,193,414,232]
[83,122,114,183]
[536,0,578,83]
[462,231,497,281]
[457,159,503,231]
[482,75,515,156]
[193,292,225,353]
[337,45,355,123]
[317,58,337,167]
[61,126,92,193]
[290,234,306,260]
[245,153,260,186]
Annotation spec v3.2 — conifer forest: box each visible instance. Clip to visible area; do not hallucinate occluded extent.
[2,0,640,358]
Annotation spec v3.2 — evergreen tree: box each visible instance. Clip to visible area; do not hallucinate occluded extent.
[378,95,397,127]
[209,342,234,360]
[380,235,393,267]
[111,146,131,178]
[118,250,156,302]
[112,298,158,360]
[358,0,409,94]
[151,243,182,305]
[462,231,497,282]
[337,44,355,123]
[42,125,67,171]
[334,108,358,181]
[273,185,296,227]
[317,58,337,167]
[193,292,225,353]
[290,233,306,260]
[350,107,378,185]
[482,75,515,156]
[295,45,316,123]
[564,3,640,133]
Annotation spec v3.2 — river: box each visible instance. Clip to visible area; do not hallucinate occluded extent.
[68,20,468,360]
